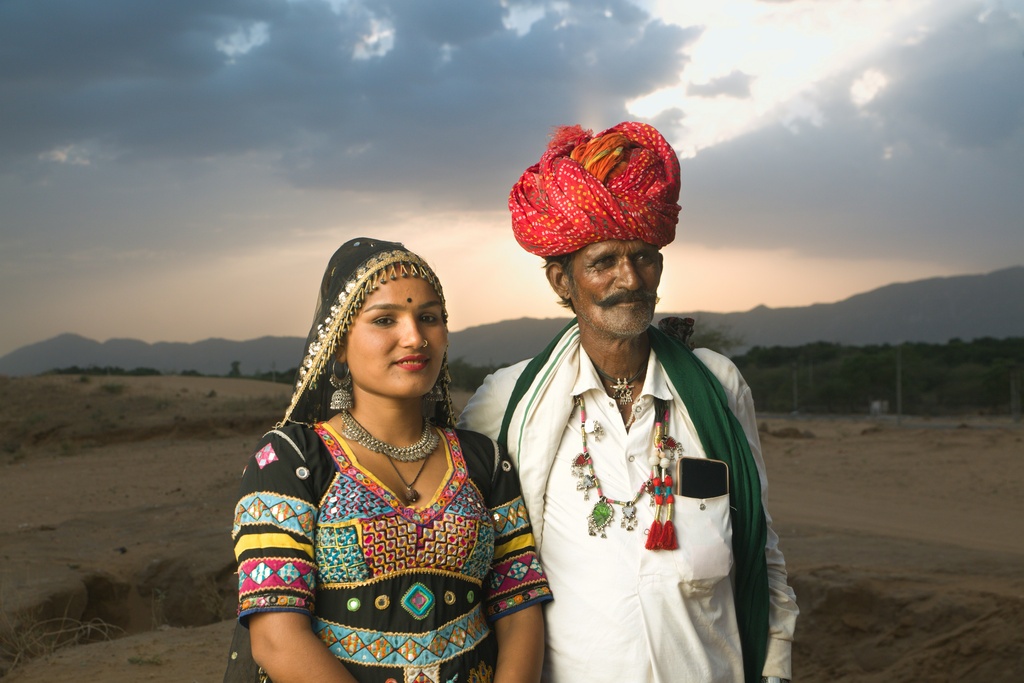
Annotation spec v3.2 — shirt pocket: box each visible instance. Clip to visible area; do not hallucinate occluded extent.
[671,493,733,593]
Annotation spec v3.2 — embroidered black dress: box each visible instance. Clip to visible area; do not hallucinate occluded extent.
[232,423,551,683]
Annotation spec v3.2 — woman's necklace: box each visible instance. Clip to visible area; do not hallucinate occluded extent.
[339,410,439,462]
[592,363,645,405]
[571,395,682,549]
[384,456,430,504]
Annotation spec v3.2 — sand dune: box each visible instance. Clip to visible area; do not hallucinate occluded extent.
[1,376,1022,682]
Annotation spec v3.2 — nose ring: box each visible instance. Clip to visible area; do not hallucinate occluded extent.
[422,339,429,349]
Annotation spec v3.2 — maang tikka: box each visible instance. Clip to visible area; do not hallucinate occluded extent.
[329,362,353,411]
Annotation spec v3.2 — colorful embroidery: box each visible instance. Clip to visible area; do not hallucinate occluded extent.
[255,443,278,469]
[316,605,488,666]
[485,586,553,619]
[402,583,436,620]
[314,425,495,582]
[238,557,316,596]
[362,514,419,573]
[238,594,310,615]
[408,667,440,683]
[488,553,546,594]
[316,524,370,584]
[418,515,483,573]
[234,493,316,540]
[317,424,469,525]
[235,424,552,680]
[467,659,494,683]
[321,480,394,524]
[489,497,530,537]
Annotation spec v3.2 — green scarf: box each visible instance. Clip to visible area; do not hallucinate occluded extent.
[498,321,769,682]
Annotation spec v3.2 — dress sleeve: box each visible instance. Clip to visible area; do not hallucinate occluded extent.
[231,426,330,625]
[483,440,553,622]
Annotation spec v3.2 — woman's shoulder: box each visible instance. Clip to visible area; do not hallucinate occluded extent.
[451,427,501,483]
[255,422,324,458]
[240,422,335,499]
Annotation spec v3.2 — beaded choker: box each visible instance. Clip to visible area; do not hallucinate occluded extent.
[571,395,682,549]
[339,410,439,462]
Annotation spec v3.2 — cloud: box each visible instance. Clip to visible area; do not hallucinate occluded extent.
[877,5,1024,148]
[0,0,697,212]
[679,2,1024,269]
[687,69,754,98]
[849,68,888,107]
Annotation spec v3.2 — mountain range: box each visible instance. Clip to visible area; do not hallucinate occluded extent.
[2,266,1021,376]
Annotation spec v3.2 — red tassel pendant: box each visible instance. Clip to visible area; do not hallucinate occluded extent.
[658,496,677,550]
[660,520,678,550]
[646,520,663,549]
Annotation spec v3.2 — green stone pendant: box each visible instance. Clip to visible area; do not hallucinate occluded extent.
[588,499,615,538]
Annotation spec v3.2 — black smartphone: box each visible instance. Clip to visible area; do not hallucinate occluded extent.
[674,457,730,499]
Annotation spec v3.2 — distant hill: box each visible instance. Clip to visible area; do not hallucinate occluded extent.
[0,335,304,378]
[450,266,1024,364]
[1,266,1021,376]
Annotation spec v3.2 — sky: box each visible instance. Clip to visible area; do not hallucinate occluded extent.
[1,0,1022,358]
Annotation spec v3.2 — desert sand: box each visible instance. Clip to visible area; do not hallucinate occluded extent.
[1,374,1022,682]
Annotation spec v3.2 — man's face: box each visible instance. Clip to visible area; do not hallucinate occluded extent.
[548,239,663,341]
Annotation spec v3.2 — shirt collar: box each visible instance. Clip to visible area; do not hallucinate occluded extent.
[573,343,673,402]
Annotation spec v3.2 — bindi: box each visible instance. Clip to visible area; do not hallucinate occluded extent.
[407,298,413,303]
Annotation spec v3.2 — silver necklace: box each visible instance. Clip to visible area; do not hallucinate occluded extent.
[339,410,438,462]
[592,363,645,405]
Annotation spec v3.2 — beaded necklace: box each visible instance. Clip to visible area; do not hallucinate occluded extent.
[571,395,683,549]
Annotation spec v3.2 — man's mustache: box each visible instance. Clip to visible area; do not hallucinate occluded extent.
[596,290,658,308]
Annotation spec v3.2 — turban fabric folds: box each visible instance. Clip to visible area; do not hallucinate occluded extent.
[509,121,681,257]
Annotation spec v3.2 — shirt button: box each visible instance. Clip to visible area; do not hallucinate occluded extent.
[628,455,635,462]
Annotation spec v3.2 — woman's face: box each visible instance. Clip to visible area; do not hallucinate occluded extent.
[338,275,447,406]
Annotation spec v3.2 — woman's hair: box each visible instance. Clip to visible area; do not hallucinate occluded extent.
[279,237,453,428]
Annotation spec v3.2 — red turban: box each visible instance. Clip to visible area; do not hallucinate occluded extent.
[509,121,681,257]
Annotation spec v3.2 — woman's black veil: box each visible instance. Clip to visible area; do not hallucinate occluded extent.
[279,237,453,428]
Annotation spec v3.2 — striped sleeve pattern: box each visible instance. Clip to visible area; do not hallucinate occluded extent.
[232,433,325,622]
[484,456,552,621]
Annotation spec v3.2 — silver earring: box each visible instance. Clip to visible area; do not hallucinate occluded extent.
[421,377,445,418]
[329,363,353,411]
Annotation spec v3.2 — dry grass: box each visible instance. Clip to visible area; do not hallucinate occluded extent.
[0,603,123,675]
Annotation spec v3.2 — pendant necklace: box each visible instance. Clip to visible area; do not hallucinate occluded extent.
[570,395,683,549]
[592,363,645,405]
[384,456,430,505]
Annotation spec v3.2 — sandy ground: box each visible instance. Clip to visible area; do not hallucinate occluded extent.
[1,375,1022,682]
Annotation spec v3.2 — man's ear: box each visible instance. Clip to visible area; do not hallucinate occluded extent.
[545,261,571,302]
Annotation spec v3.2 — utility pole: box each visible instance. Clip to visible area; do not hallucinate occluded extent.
[896,344,903,426]
[1012,365,1021,424]
[792,362,799,414]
